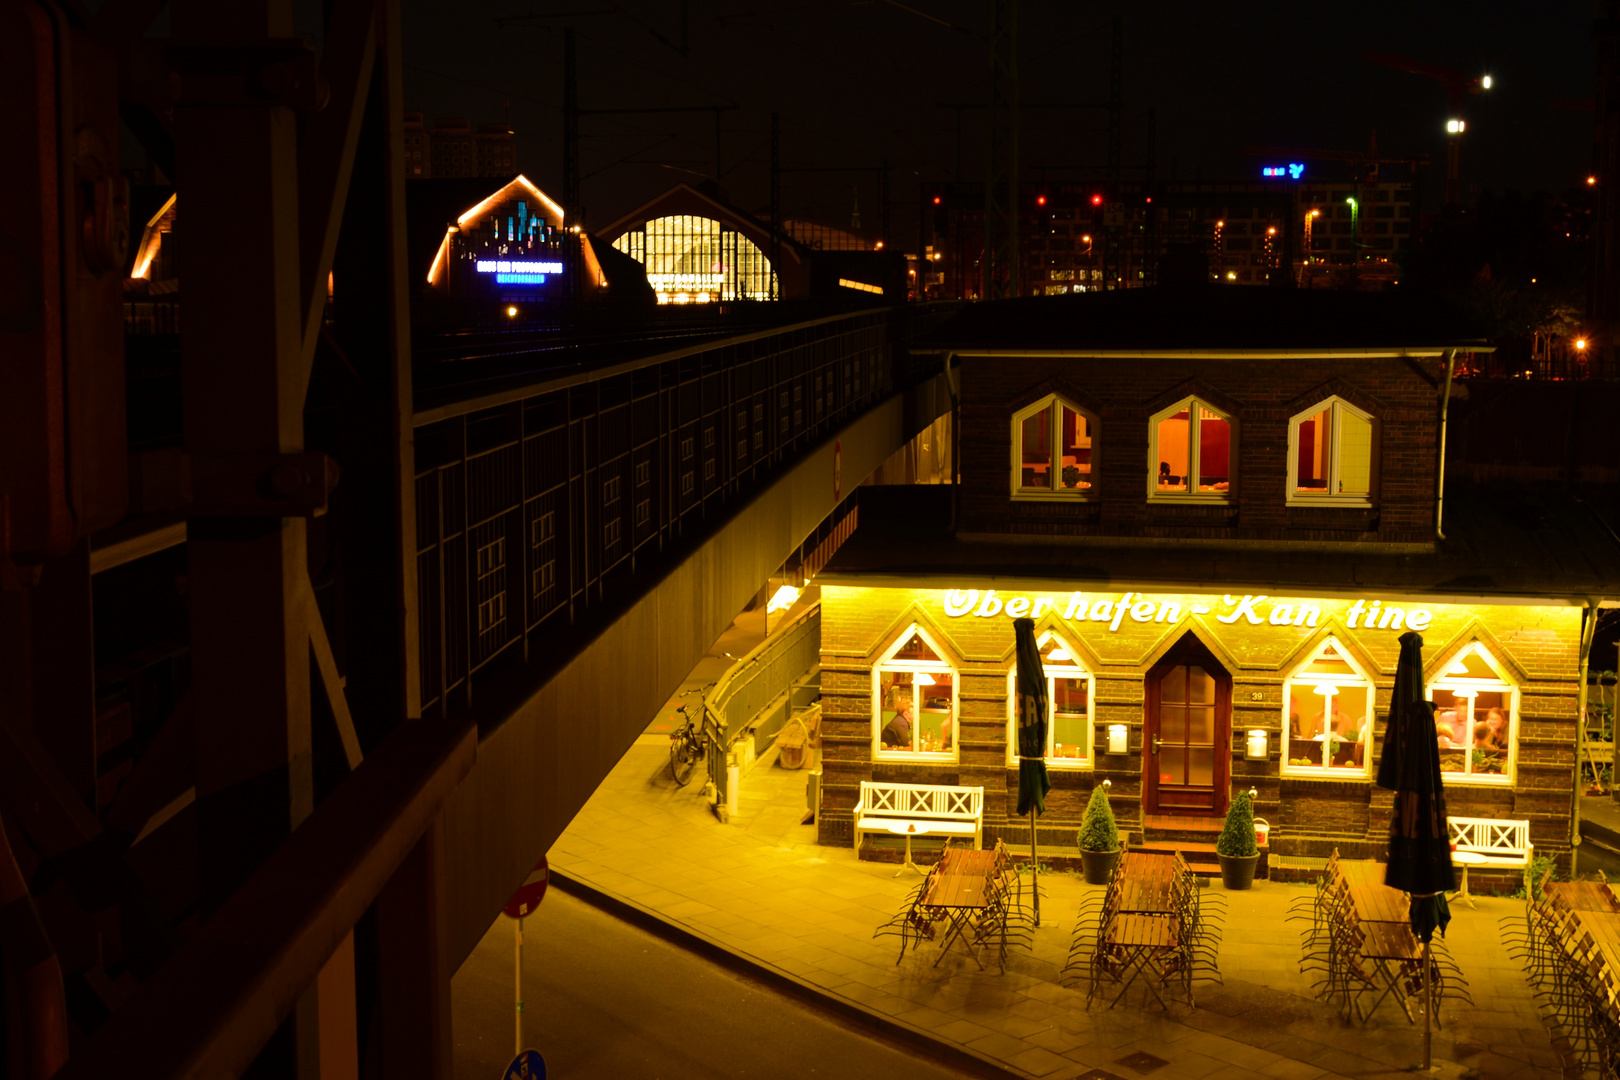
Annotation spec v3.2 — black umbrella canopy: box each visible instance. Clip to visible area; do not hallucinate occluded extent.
[1376,631,1427,791]
[1385,697,1457,896]
[1012,618,1051,817]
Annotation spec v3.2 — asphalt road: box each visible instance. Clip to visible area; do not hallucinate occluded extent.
[451,888,980,1080]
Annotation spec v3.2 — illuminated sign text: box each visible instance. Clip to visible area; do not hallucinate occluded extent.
[940,590,1431,633]
[476,260,564,274]
[1261,164,1305,180]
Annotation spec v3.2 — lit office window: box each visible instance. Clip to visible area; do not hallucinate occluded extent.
[1005,633,1092,767]
[1011,395,1096,498]
[1290,397,1375,502]
[1282,638,1374,779]
[1429,643,1517,784]
[872,626,957,760]
[1150,397,1232,500]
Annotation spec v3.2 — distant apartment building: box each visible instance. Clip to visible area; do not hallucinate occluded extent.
[403,113,517,179]
[920,174,1417,299]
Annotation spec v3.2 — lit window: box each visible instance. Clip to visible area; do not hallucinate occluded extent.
[1281,638,1374,779]
[872,626,957,760]
[1149,397,1232,500]
[1428,643,1517,784]
[1010,394,1097,499]
[1289,397,1375,503]
[1005,633,1092,768]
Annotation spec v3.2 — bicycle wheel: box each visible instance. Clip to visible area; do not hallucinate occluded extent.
[671,733,700,787]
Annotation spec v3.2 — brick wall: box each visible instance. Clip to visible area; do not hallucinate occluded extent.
[958,354,1444,545]
[818,584,1581,864]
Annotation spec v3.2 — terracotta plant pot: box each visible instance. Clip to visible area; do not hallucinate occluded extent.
[1218,852,1260,890]
[1080,848,1120,886]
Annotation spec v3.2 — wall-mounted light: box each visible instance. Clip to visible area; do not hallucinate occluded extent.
[1107,724,1128,755]
[1246,729,1268,760]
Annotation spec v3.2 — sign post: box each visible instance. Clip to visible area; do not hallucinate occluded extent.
[502,859,549,1066]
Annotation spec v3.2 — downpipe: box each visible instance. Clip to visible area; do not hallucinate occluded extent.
[1435,348,1456,541]
[1572,598,1604,875]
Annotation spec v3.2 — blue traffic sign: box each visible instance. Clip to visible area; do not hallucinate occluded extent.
[503,1049,546,1080]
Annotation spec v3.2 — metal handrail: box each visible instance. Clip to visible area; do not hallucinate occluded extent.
[55,720,476,1080]
[706,604,821,749]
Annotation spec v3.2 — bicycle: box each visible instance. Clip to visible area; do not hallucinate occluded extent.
[668,689,710,787]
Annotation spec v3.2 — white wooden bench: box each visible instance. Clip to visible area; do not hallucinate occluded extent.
[855,781,984,875]
[1447,816,1533,907]
[1448,816,1533,867]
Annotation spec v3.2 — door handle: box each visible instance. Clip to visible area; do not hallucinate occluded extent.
[1151,736,1162,754]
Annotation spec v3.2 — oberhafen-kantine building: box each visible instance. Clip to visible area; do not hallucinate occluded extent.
[813,287,1620,888]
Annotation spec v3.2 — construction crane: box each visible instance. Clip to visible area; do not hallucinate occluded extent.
[1362,51,1492,206]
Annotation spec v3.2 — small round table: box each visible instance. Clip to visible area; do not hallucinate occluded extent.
[878,820,927,877]
[1450,850,1488,909]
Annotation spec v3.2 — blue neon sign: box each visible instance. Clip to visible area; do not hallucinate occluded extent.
[496,273,548,284]
[1261,164,1305,180]
[476,259,564,275]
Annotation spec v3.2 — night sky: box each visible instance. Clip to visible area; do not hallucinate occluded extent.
[396,1,1596,238]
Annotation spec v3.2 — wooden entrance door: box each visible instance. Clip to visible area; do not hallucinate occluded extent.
[1143,637,1231,816]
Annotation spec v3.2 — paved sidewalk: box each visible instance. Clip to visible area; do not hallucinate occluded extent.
[548,737,1563,1080]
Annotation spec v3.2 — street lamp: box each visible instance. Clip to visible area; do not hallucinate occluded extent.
[1080,234,1093,256]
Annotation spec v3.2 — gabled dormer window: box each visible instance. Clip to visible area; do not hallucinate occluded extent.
[1288,396,1375,505]
[1149,397,1232,502]
[1011,395,1096,499]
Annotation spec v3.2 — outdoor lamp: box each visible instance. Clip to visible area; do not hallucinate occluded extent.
[1246,729,1268,760]
[1107,724,1128,754]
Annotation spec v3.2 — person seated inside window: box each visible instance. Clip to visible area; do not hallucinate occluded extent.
[1158,461,1173,486]
[882,692,914,748]
[1435,709,1459,749]
[1481,708,1508,751]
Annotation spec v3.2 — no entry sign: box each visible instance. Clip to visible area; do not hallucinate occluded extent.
[503,858,549,919]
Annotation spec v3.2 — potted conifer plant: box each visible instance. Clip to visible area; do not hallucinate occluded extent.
[1077,784,1120,885]
[1215,789,1261,890]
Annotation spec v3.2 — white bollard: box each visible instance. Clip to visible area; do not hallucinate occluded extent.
[727,762,740,818]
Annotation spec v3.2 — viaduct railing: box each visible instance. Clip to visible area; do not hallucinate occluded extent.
[410,303,954,717]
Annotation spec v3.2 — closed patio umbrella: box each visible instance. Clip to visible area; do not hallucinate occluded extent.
[1380,631,1455,1071]
[1375,630,1427,791]
[1013,617,1051,922]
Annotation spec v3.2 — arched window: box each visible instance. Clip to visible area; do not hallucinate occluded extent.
[1428,642,1517,784]
[1149,397,1232,500]
[1288,396,1375,504]
[1011,395,1097,498]
[872,626,958,760]
[1004,632,1093,767]
[612,215,776,302]
[1281,638,1375,779]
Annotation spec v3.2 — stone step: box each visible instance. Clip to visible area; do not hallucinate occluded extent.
[1134,838,1271,880]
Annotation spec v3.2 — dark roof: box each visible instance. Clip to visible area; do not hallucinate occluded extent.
[924,286,1491,353]
[821,486,1620,603]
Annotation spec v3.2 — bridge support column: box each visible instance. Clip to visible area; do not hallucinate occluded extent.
[377,821,452,1080]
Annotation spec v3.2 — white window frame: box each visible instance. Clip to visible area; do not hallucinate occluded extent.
[871,624,959,763]
[1010,394,1098,501]
[1427,642,1518,787]
[1147,396,1234,503]
[1286,396,1376,507]
[1004,631,1093,769]
[1279,636,1375,781]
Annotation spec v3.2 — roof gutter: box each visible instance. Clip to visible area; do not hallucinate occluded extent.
[939,346,1494,360]
[1435,348,1456,541]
